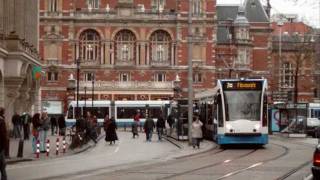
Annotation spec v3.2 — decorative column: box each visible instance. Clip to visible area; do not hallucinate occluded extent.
[4,77,24,128]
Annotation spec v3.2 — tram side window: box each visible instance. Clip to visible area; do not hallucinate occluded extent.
[216,94,224,127]
[67,106,73,119]
[117,107,140,119]
[86,107,109,119]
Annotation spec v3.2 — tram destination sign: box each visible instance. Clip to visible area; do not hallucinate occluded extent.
[222,81,263,91]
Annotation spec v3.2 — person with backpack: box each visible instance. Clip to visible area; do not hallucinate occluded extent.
[144,113,155,142]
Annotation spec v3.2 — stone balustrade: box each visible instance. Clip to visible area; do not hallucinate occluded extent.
[79,81,173,90]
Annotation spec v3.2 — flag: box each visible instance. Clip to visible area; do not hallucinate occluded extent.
[32,66,42,80]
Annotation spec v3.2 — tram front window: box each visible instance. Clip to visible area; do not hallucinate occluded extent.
[224,91,261,121]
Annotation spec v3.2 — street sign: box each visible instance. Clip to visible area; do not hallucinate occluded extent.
[272,91,288,102]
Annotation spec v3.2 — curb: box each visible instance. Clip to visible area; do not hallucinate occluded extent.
[6,158,33,165]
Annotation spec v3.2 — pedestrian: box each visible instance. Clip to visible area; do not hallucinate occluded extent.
[58,115,66,136]
[40,112,50,152]
[156,113,166,141]
[167,113,174,135]
[85,112,97,143]
[132,112,140,138]
[21,112,31,140]
[31,113,41,154]
[144,113,155,142]
[105,116,118,145]
[50,116,57,135]
[12,112,21,139]
[191,116,203,149]
[0,107,8,180]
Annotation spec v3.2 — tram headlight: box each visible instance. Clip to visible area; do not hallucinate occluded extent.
[226,124,232,130]
[254,124,261,130]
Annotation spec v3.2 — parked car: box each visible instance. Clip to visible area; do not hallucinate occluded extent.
[307,118,320,138]
[312,144,320,179]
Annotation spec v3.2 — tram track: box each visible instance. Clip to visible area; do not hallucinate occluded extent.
[157,149,258,180]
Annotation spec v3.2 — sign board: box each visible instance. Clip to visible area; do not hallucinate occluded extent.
[272,91,288,102]
[42,101,62,114]
[222,81,263,91]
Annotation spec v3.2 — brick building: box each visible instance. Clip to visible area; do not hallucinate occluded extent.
[271,20,317,103]
[39,0,217,113]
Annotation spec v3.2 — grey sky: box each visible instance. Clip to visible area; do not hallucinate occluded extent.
[217,0,320,28]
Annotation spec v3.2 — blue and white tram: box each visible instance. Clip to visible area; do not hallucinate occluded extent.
[197,79,268,145]
[65,100,170,127]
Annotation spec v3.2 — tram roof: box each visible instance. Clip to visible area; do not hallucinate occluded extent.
[195,87,219,100]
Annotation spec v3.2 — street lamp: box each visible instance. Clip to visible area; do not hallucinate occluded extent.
[75,58,81,118]
[67,74,76,108]
[277,21,284,92]
[173,74,181,99]
[92,73,95,107]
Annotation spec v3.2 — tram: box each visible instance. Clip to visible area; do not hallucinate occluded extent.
[65,100,170,127]
[197,78,268,145]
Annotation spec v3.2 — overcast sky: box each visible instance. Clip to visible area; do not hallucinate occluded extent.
[217,0,320,28]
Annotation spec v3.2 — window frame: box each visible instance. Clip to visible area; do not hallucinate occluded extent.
[48,71,58,82]
[155,73,166,82]
[120,72,130,82]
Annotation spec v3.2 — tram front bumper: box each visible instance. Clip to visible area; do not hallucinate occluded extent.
[217,134,268,145]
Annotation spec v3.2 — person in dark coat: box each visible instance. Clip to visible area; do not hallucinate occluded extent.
[0,107,8,180]
[144,113,155,142]
[156,114,166,141]
[167,113,174,135]
[58,115,66,136]
[21,112,31,140]
[132,112,140,138]
[12,112,21,139]
[31,113,41,153]
[105,116,118,145]
[50,116,57,135]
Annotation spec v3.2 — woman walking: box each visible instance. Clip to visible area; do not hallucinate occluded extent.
[31,113,41,153]
[40,112,50,152]
[191,116,203,149]
[105,116,118,145]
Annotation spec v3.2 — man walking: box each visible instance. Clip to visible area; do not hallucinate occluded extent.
[0,107,8,180]
[156,113,165,141]
[12,112,21,139]
[144,113,155,142]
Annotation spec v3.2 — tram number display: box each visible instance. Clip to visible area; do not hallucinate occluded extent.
[222,81,263,91]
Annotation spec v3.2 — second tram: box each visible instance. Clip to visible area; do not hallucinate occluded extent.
[197,79,268,145]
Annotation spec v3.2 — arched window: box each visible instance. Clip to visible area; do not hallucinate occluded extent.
[114,30,136,63]
[79,29,101,62]
[150,30,171,63]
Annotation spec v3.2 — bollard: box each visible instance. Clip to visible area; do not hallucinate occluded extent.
[56,138,59,155]
[46,139,50,157]
[36,140,40,158]
[62,137,66,153]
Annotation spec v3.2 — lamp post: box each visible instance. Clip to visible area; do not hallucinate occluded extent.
[92,73,95,107]
[187,0,193,145]
[277,21,283,92]
[75,58,81,118]
[67,73,76,112]
[84,86,87,114]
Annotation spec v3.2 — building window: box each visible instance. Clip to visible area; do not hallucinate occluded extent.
[79,29,101,62]
[115,30,136,63]
[88,0,99,9]
[150,30,171,63]
[280,62,294,88]
[152,0,165,12]
[193,72,202,83]
[237,49,248,66]
[193,0,203,16]
[48,0,58,12]
[48,72,58,81]
[120,73,130,82]
[84,72,95,81]
[155,73,166,82]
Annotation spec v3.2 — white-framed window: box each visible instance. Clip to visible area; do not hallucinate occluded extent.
[152,0,165,12]
[115,30,136,62]
[280,62,294,88]
[48,72,58,81]
[150,30,171,62]
[48,0,58,12]
[137,4,145,12]
[237,49,248,65]
[155,73,166,82]
[84,72,95,81]
[120,73,130,82]
[79,29,101,62]
[88,0,99,9]
[193,0,203,16]
[193,72,202,83]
